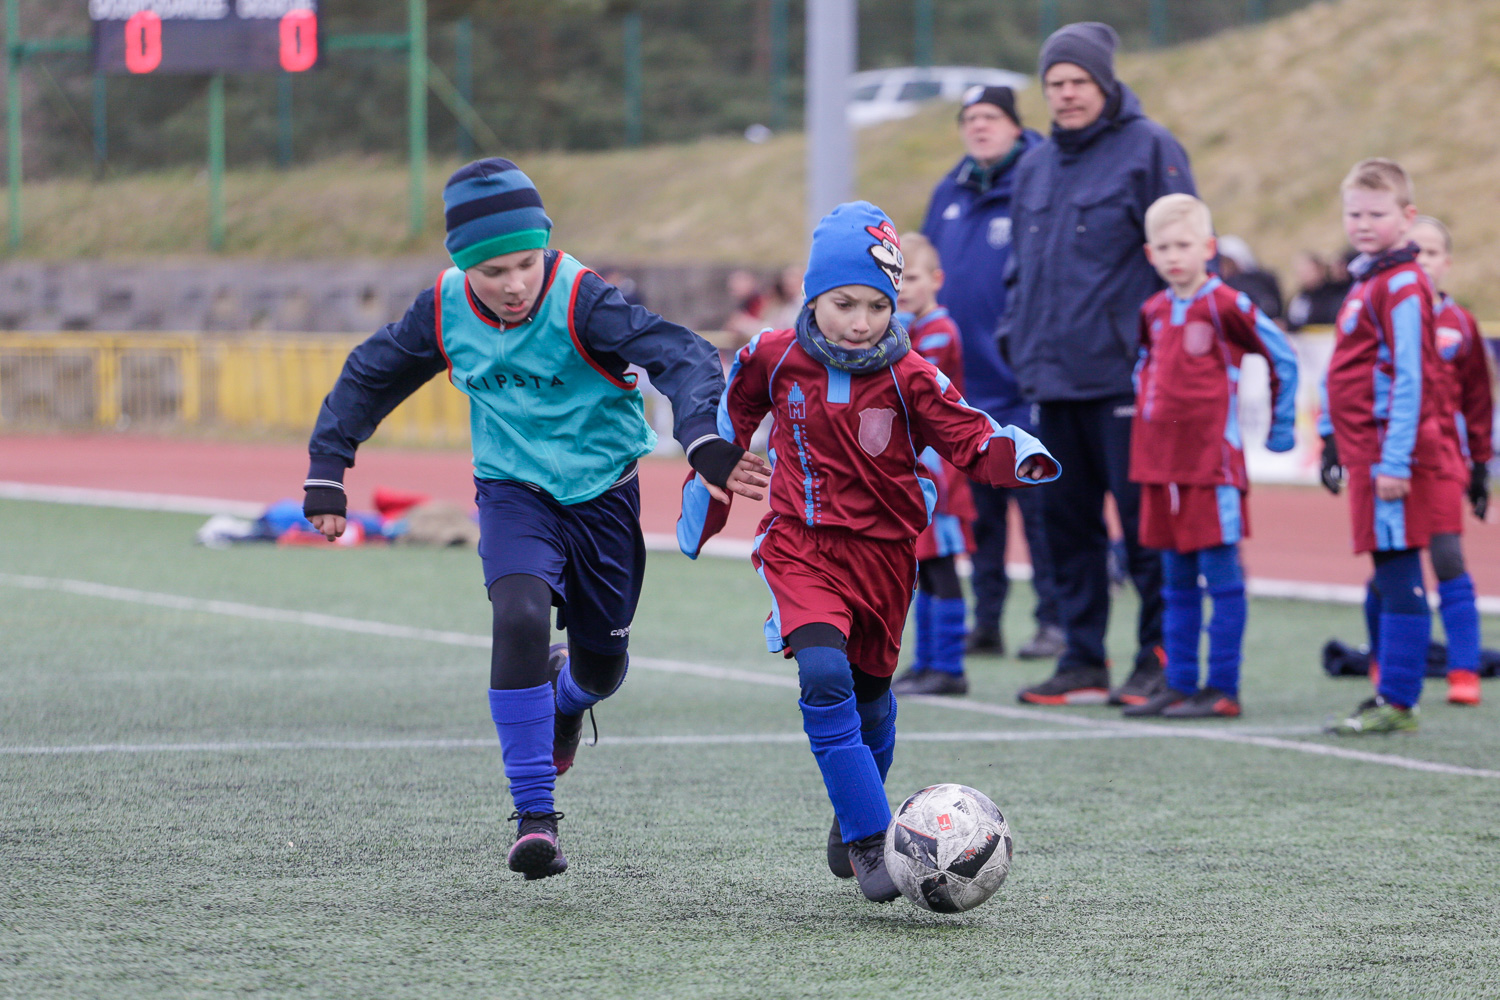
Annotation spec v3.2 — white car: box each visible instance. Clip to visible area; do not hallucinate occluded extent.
[847,65,1030,128]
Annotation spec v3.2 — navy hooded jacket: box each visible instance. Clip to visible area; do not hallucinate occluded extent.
[921,128,1045,428]
[998,84,1197,403]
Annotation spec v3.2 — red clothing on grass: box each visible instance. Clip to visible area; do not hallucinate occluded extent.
[1434,295,1495,467]
[910,308,976,561]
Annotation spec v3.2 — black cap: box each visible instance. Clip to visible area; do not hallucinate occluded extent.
[1038,22,1120,97]
[959,85,1021,127]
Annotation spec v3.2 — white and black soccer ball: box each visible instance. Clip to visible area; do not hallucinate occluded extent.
[884,783,1013,913]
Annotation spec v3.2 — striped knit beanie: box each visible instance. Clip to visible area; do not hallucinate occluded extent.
[443,158,553,270]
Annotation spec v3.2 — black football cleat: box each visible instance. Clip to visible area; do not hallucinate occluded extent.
[1017,665,1111,705]
[1160,686,1242,718]
[847,832,901,903]
[507,810,568,880]
[546,642,586,777]
[891,670,969,696]
[1108,646,1166,706]
[827,817,854,879]
[1121,686,1191,717]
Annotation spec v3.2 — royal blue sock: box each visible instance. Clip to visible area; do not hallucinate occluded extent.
[1438,574,1480,674]
[929,597,968,677]
[554,655,627,717]
[1372,550,1429,708]
[1205,587,1247,697]
[857,690,897,782]
[1199,545,1246,698]
[911,590,934,672]
[488,684,557,818]
[801,695,891,843]
[1362,578,1382,661]
[1160,550,1202,694]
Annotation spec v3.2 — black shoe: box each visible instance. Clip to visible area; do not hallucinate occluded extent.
[1017,665,1111,705]
[892,670,969,696]
[507,810,568,880]
[1108,646,1166,706]
[889,667,926,696]
[827,817,854,879]
[964,629,1004,656]
[1120,686,1191,717]
[546,643,588,777]
[1016,623,1066,660]
[847,832,901,903]
[1161,686,1241,718]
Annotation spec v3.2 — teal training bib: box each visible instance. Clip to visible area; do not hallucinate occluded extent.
[437,254,656,504]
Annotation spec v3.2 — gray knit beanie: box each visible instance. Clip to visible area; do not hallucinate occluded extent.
[1038,21,1120,97]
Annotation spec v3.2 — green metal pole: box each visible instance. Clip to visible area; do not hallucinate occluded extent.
[408,0,427,238]
[6,0,21,250]
[623,12,642,147]
[1150,0,1169,46]
[93,73,107,169]
[455,16,473,158]
[277,72,292,167]
[769,0,788,132]
[1039,0,1058,41]
[914,0,933,68]
[208,73,225,250]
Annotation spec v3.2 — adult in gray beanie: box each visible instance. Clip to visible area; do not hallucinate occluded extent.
[1000,22,1199,711]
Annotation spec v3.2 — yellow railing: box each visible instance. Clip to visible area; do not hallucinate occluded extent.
[0,333,472,447]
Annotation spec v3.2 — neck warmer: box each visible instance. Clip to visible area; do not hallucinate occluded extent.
[1350,241,1419,281]
[794,304,910,375]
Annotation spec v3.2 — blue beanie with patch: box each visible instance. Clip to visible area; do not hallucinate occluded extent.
[443,158,553,270]
[802,201,904,307]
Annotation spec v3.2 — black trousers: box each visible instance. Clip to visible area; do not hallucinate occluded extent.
[1037,395,1162,671]
[968,480,1059,635]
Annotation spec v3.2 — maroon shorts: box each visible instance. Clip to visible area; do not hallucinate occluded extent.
[750,514,916,678]
[1346,463,1464,554]
[1138,483,1250,553]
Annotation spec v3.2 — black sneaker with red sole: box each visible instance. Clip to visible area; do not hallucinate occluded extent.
[1108,646,1166,706]
[1160,686,1241,718]
[546,642,586,777]
[1017,666,1111,705]
[507,810,568,880]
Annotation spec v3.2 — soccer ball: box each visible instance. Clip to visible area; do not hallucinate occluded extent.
[884,783,1013,912]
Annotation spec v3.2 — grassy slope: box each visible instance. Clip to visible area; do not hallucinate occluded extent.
[3,499,1500,999]
[5,0,1498,313]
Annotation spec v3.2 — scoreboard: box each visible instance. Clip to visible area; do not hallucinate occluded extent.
[90,0,321,75]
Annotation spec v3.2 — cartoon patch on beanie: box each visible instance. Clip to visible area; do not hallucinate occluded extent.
[865,221,904,293]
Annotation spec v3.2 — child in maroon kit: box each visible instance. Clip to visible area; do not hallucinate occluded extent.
[1123,194,1299,719]
[1318,159,1467,735]
[890,233,980,697]
[678,202,1059,903]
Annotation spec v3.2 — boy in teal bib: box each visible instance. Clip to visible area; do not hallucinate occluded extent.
[303,158,769,879]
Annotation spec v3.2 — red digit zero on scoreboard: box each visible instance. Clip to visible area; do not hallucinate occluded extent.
[279,9,318,73]
[124,10,163,75]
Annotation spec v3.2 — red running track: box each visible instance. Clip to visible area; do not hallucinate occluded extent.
[2,433,1497,598]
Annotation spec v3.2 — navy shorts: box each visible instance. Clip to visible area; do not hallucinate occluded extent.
[476,476,646,654]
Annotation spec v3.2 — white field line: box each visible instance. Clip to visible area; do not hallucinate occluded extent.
[3,572,1499,780]
[0,727,1323,757]
[9,482,1500,613]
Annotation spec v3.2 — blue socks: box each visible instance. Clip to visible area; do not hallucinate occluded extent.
[1362,578,1382,662]
[1205,585,1246,697]
[1372,550,1429,709]
[797,645,891,844]
[488,684,556,817]
[857,690,897,782]
[1161,545,1245,697]
[1438,574,1479,675]
[1162,585,1202,695]
[928,597,967,677]
[554,655,627,717]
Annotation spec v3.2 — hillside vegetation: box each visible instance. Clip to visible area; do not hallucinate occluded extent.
[4,0,1498,313]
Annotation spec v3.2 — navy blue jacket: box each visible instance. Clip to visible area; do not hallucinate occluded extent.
[998,85,1197,403]
[307,249,723,485]
[921,129,1045,428]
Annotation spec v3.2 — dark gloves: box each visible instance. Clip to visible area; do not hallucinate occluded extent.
[1470,460,1490,520]
[303,485,347,520]
[1320,434,1344,495]
[687,437,747,490]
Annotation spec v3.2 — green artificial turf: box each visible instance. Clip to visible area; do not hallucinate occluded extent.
[2,499,1498,999]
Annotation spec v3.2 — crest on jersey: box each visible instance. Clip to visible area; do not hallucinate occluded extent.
[1436,325,1463,361]
[1182,320,1216,357]
[865,222,904,292]
[858,407,896,457]
[1338,298,1363,334]
[987,217,1012,248]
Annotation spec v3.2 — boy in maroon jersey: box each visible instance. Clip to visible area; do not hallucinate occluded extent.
[1124,195,1298,719]
[890,233,980,697]
[678,202,1058,902]
[1318,160,1467,734]
[1390,216,1492,706]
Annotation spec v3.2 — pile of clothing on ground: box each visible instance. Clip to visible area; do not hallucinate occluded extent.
[195,488,480,549]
